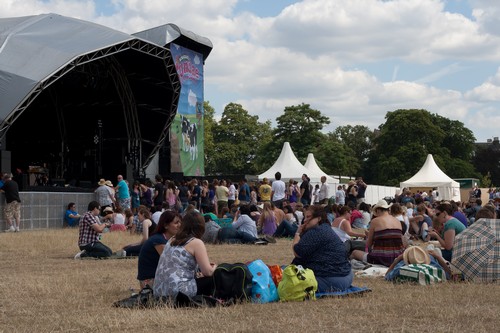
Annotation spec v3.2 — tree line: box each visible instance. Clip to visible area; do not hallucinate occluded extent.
[203,102,498,187]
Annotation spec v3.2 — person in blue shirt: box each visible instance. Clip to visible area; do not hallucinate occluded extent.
[292,205,353,292]
[115,174,131,209]
[238,179,251,205]
[64,202,81,227]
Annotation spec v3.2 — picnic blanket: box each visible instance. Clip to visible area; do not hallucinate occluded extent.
[354,264,389,277]
[316,286,371,298]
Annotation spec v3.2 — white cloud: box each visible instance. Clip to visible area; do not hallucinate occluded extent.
[2,0,500,141]
[465,67,500,101]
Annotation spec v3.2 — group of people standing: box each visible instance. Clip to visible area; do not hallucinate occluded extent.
[94,175,131,213]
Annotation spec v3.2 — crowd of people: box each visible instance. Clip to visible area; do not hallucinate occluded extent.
[62,172,500,300]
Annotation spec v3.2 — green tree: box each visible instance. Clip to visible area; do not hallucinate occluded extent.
[211,103,272,174]
[313,133,359,177]
[271,103,330,162]
[433,115,476,161]
[334,125,374,162]
[473,142,500,185]
[369,109,477,185]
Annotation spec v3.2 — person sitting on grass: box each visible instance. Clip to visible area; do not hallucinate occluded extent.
[475,205,496,220]
[74,201,112,259]
[274,205,299,238]
[109,206,127,232]
[351,200,405,267]
[201,213,221,244]
[122,207,156,256]
[427,202,466,262]
[205,205,274,245]
[408,204,432,241]
[64,202,81,228]
[153,211,217,299]
[258,202,277,236]
[292,205,353,292]
[331,205,367,255]
[137,210,181,289]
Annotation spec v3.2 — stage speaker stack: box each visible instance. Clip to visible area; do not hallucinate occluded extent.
[0,150,11,174]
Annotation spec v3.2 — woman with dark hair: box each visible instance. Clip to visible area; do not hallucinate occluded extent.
[153,211,216,298]
[122,207,156,256]
[166,181,179,210]
[331,205,367,254]
[131,181,141,214]
[273,205,299,238]
[332,206,367,240]
[292,205,353,292]
[200,180,211,213]
[139,179,153,209]
[428,202,466,261]
[137,210,181,288]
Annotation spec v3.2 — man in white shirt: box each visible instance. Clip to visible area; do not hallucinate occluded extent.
[271,172,286,209]
[335,185,346,205]
[318,176,329,204]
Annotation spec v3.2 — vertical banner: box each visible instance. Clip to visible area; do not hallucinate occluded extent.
[169,43,205,176]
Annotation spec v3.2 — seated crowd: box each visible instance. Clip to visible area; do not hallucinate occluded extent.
[73,173,496,302]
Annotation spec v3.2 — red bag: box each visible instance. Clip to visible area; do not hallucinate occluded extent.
[267,265,283,287]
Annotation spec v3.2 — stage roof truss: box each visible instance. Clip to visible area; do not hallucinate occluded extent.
[0,37,180,173]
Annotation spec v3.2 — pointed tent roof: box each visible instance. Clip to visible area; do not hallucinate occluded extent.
[258,142,312,180]
[304,153,338,183]
[400,154,459,188]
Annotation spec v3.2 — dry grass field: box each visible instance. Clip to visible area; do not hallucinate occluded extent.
[1,229,498,333]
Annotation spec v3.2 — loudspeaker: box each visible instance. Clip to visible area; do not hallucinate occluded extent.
[79,180,92,188]
[0,150,11,174]
[170,172,184,182]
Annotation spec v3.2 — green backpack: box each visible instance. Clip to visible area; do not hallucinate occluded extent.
[277,265,318,301]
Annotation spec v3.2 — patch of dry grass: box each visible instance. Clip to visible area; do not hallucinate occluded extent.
[0,229,498,333]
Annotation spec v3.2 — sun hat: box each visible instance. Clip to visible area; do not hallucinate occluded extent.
[372,199,392,211]
[105,180,113,187]
[103,207,114,213]
[403,246,431,265]
[98,178,106,186]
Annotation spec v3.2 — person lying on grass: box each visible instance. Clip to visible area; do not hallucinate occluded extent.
[385,246,452,281]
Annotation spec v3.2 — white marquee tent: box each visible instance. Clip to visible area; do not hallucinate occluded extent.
[256,142,398,204]
[304,153,338,184]
[257,142,313,181]
[400,154,460,201]
[257,142,338,199]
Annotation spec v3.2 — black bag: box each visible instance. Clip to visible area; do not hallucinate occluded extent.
[113,285,157,308]
[212,263,253,302]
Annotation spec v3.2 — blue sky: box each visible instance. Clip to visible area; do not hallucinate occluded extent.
[2,0,500,142]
